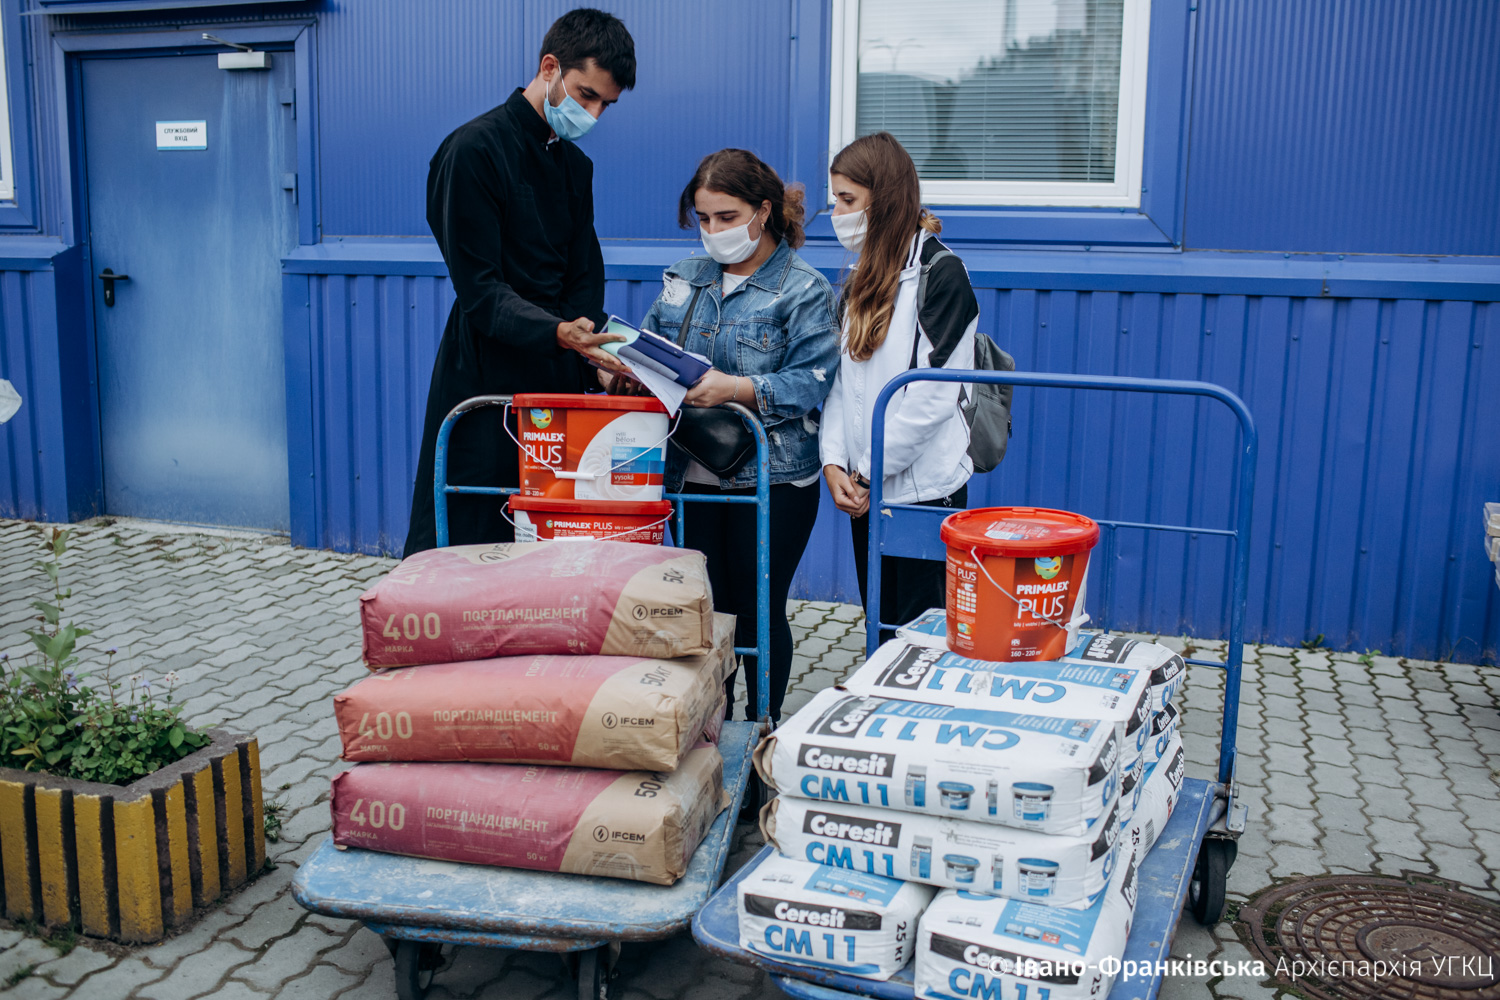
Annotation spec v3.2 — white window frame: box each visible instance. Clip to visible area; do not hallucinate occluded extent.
[0,11,14,202]
[828,0,1151,208]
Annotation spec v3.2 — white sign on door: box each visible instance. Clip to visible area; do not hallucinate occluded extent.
[156,121,207,150]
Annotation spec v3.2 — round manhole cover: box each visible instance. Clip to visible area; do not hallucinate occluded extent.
[1240,875,1500,999]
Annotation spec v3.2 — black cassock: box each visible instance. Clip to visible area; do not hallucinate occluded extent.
[403,89,605,557]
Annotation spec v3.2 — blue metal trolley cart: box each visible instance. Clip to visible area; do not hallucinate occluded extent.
[691,370,1254,1000]
[293,396,775,1000]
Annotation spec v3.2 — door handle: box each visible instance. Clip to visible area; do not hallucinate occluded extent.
[98,268,130,307]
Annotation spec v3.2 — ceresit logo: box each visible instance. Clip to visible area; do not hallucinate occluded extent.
[1034,555,1063,580]
[529,408,553,429]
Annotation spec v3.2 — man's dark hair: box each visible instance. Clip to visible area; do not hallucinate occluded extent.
[540,8,636,90]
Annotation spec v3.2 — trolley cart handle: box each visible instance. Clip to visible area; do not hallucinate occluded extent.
[867,369,1257,787]
[432,394,774,728]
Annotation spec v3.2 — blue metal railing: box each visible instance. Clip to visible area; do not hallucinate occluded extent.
[866,370,1257,787]
[432,395,773,724]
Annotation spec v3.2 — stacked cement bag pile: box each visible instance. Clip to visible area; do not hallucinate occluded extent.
[327,540,734,885]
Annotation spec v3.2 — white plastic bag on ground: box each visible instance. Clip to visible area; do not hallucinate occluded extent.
[761,795,1121,909]
[737,852,936,980]
[1124,734,1184,857]
[914,843,1139,1000]
[843,640,1149,798]
[755,688,1119,837]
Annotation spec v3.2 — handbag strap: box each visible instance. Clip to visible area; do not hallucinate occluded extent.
[676,282,706,349]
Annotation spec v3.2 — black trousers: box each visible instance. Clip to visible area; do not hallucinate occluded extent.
[681,480,822,723]
[851,484,968,645]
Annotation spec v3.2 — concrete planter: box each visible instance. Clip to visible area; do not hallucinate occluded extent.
[0,729,265,943]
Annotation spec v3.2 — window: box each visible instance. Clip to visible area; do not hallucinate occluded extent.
[828,0,1150,208]
[0,11,14,202]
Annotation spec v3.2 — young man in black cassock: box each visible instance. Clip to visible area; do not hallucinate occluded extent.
[403,9,636,557]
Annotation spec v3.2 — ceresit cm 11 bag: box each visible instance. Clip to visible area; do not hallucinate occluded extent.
[336,613,735,771]
[843,640,1150,794]
[914,844,1138,1000]
[359,540,714,668]
[737,852,936,980]
[330,745,725,886]
[756,689,1118,837]
[761,796,1120,909]
[1124,734,1184,858]
[1066,633,1185,714]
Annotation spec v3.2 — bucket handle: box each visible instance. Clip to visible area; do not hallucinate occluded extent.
[503,402,678,481]
[967,546,1074,631]
[500,504,674,544]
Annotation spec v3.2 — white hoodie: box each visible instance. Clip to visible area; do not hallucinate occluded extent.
[820,231,978,505]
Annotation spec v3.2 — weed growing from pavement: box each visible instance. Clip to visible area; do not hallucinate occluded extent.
[264,798,286,843]
[0,527,209,783]
[1300,633,1326,650]
[5,964,34,986]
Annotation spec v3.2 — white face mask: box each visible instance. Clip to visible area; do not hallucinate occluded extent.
[832,208,868,253]
[700,210,765,265]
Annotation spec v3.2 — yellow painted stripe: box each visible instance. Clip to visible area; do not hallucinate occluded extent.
[245,740,265,872]
[219,750,247,888]
[112,795,163,943]
[72,794,110,937]
[162,783,191,926]
[190,767,219,906]
[33,788,70,928]
[0,780,33,920]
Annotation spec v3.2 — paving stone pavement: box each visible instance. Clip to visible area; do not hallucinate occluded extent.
[1,517,1497,1000]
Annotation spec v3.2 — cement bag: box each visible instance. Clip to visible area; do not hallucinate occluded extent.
[1145,702,1180,768]
[896,600,1091,655]
[359,541,715,668]
[330,746,726,885]
[761,796,1120,909]
[1124,735,1184,858]
[914,844,1138,1000]
[737,852,936,980]
[756,688,1118,837]
[698,690,728,746]
[844,641,1149,795]
[1065,633,1184,714]
[335,614,735,771]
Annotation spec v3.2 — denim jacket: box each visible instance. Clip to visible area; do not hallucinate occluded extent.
[639,240,840,490]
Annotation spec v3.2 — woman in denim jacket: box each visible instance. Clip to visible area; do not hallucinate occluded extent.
[632,148,839,724]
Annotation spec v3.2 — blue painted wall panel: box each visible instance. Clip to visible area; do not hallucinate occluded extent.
[1185,0,1500,254]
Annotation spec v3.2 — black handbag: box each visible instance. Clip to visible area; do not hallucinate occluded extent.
[670,283,758,477]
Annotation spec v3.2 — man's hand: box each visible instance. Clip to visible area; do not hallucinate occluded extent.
[683,370,744,408]
[824,464,870,517]
[600,370,649,396]
[558,317,628,373]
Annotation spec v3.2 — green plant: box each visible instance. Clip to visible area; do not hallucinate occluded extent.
[4,965,34,987]
[43,925,76,956]
[0,528,209,785]
[1300,633,1326,650]
[1356,648,1378,667]
[264,799,285,843]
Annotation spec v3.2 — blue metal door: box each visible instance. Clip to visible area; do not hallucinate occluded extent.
[83,52,296,530]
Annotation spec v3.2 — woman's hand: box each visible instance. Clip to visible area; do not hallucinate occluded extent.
[824,465,870,517]
[683,370,745,408]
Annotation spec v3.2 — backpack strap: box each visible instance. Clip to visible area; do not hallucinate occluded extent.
[909,248,956,370]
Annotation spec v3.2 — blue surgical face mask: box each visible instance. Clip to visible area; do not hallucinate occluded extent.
[544,71,598,142]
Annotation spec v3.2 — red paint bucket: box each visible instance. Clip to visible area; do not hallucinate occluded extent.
[507,495,673,545]
[511,393,670,501]
[940,507,1099,662]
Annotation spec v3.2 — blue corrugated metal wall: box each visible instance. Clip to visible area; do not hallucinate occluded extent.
[285,261,1498,664]
[1185,0,1500,254]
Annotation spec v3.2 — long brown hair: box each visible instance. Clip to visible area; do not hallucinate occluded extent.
[831,132,941,361]
[678,149,807,249]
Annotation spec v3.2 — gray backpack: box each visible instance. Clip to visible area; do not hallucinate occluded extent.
[912,251,1015,474]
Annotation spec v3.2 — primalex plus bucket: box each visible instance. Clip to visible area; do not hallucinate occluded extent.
[940,507,1099,662]
[512,393,669,501]
[508,495,673,545]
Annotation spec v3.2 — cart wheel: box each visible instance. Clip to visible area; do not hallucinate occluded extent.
[393,940,445,1000]
[1189,839,1233,925]
[576,944,614,1000]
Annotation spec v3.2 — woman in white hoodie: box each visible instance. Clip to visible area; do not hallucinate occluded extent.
[820,132,979,642]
